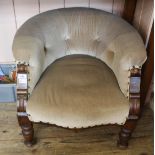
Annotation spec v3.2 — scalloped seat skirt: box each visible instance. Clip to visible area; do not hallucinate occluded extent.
[27,55,129,128]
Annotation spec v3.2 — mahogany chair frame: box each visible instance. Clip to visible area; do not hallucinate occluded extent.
[16,63,141,148]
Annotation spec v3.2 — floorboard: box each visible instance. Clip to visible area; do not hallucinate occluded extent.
[0,103,153,155]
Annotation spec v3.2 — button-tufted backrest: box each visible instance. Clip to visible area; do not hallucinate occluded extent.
[13,8,147,97]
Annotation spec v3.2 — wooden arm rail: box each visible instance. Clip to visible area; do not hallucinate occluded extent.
[17,64,34,147]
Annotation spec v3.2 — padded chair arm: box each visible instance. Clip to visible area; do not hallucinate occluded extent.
[13,36,45,94]
[105,32,147,97]
[111,56,144,98]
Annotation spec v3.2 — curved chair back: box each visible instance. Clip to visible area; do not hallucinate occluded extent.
[13,8,147,96]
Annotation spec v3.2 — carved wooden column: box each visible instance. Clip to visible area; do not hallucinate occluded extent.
[118,67,141,148]
[17,63,34,147]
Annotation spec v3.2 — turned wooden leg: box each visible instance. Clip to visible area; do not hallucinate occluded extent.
[17,64,35,146]
[117,67,141,148]
[17,115,34,147]
[118,119,137,148]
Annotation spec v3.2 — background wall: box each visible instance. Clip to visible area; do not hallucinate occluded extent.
[0,0,153,63]
[133,0,154,47]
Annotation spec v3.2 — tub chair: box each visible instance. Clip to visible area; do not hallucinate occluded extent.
[12,8,147,148]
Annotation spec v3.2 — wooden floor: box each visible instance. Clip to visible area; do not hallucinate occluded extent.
[0,103,153,155]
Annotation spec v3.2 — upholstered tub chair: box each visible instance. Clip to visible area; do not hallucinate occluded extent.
[12,8,147,148]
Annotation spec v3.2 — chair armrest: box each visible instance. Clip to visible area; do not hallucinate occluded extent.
[13,36,45,94]
[106,31,147,97]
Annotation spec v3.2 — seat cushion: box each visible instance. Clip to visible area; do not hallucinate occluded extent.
[27,55,129,128]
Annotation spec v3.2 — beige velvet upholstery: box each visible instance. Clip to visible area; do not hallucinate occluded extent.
[13,8,147,97]
[12,8,147,127]
[27,55,129,128]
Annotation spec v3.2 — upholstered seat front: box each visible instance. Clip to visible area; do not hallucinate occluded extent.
[27,55,129,128]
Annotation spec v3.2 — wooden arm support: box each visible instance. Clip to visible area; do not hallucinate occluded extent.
[128,67,141,119]
[17,64,28,114]
[118,67,141,148]
[17,64,34,147]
